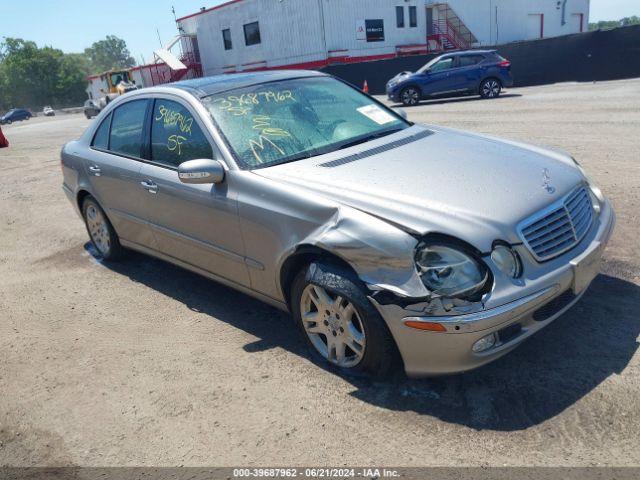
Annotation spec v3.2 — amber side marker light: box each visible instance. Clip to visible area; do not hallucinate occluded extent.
[404,320,447,332]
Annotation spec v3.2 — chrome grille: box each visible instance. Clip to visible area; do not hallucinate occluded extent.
[519,185,594,261]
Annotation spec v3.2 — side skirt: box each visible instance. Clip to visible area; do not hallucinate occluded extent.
[120,239,290,313]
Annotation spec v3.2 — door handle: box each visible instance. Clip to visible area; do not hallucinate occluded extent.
[89,165,101,176]
[140,180,158,194]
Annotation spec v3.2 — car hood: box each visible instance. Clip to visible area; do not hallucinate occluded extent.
[254,125,585,251]
[388,71,415,86]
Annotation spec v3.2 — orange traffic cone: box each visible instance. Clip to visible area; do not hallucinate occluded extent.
[363,79,369,94]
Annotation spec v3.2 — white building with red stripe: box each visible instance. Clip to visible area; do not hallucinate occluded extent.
[176,0,590,76]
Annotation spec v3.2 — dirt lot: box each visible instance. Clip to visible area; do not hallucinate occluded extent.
[1,79,639,467]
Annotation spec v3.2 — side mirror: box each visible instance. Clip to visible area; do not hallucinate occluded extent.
[178,159,225,184]
[393,108,408,120]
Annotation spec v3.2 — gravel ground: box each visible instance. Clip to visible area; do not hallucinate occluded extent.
[0,79,639,468]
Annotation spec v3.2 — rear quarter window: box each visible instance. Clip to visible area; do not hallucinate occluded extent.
[92,113,112,150]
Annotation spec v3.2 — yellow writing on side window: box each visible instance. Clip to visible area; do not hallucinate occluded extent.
[155,105,194,135]
[167,135,187,156]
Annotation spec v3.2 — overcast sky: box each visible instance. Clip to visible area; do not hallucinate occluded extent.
[0,0,637,65]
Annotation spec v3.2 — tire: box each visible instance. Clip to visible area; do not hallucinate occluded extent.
[85,112,91,119]
[6,120,11,125]
[400,86,421,107]
[480,78,502,99]
[82,195,124,261]
[291,261,401,378]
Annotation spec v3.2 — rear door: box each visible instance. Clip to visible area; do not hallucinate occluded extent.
[137,96,250,287]
[456,54,486,90]
[85,99,156,248]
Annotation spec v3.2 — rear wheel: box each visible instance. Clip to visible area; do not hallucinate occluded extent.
[400,86,421,107]
[82,196,124,261]
[291,262,400,378]
[480,78,502,99]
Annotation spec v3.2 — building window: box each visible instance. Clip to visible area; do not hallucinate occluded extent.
[244,21,261,46]
[222,29,232,50]
[409,6,418,27]
[396,6,405,28]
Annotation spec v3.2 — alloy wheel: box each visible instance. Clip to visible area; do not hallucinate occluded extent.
[86,204,111,255]
[300,284,366,368]
[483,80,501,98]
[402,88,420,106]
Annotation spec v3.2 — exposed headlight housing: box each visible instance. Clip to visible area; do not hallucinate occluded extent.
[415,244,489,298]
[491,245,523,278]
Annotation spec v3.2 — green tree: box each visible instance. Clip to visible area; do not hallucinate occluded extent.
[84,35,136,73]
[0,38,87,110]
[589,16,640,31]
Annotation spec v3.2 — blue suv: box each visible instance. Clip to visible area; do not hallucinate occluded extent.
[0,108,33,125]
[387,50,514,106]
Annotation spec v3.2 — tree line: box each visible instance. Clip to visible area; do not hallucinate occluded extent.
[0,35,135,112]
[589,16,640,31]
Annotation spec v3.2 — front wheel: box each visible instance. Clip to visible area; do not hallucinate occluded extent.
[480,78,502,99]
[400,87,421,107]
[291,262,400,378]
[82,196,124,261]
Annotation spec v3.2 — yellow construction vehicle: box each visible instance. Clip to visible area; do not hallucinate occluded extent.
[86,68,139,109]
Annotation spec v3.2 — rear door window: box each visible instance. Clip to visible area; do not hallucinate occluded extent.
[459,55,485,67]
[151,99,213,168]
[92,113,112,150]
[109,100,148,158]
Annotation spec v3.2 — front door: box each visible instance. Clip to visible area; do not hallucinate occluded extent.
[422,56,458,96]
[138,97,250,287]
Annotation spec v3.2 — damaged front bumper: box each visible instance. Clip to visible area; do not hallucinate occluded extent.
[371,200,616,377]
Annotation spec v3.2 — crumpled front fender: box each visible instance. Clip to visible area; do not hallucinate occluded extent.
[297,207,429,298]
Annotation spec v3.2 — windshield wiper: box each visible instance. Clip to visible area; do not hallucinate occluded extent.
[336,128,405,151]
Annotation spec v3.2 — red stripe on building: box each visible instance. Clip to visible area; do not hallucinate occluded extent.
[230,52,400,73]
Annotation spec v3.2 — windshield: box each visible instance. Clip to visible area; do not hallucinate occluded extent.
[110,71,129,85]
[417,56,445,74]
[202,76,408,170]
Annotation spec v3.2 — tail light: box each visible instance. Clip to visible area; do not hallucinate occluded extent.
[499,60,511,67]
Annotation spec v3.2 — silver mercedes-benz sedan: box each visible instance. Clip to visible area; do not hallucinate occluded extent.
[61,71,615,377]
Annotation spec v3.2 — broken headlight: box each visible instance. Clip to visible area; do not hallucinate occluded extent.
[415,244,489,298]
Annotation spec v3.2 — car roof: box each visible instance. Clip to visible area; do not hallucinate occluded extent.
[441,49,497,58]
[164,70,328,97]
